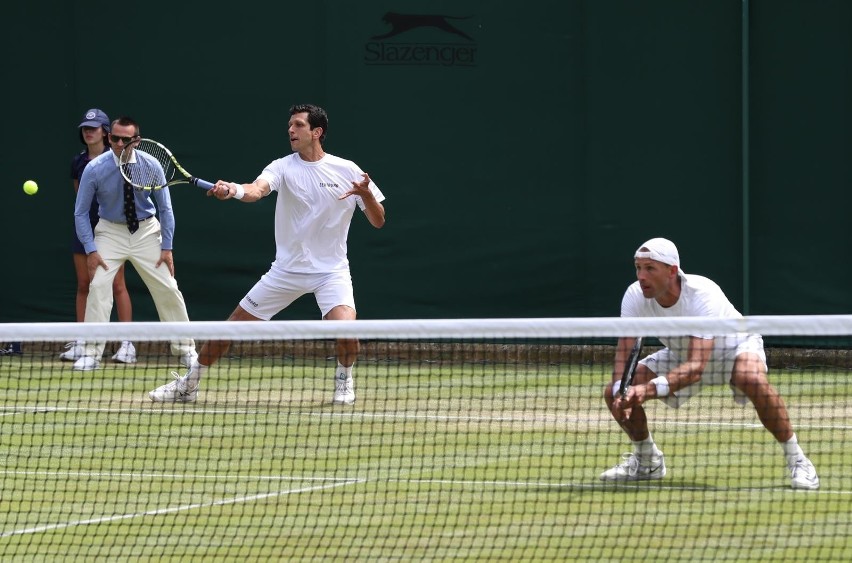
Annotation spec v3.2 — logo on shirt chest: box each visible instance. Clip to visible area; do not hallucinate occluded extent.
[319,182,340,189]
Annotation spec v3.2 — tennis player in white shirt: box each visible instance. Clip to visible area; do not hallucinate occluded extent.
[149,104,385,405]
[600,237,819,490]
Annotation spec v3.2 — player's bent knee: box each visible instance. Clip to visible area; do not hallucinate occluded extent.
[730,370,769,397]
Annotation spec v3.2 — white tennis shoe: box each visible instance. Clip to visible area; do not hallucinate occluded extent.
[59,341,85,362]
[72,356,100,371]
[111,341,137,364]
[600,452,666,482]
[149,371,198,403]
[333,376,355,405]
[789,456,820,490]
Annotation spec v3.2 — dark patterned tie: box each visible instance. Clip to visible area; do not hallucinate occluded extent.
[121,165,139,234]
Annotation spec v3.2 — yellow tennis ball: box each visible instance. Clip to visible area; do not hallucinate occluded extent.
[23,180,38,195]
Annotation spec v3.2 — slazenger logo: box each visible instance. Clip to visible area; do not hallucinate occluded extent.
[364,11,478,68]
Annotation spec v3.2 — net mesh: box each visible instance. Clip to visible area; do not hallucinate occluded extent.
[0,317,849,561]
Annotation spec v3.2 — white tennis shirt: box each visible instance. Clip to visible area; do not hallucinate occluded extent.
[620,273,752,353]
[258,152,385,274]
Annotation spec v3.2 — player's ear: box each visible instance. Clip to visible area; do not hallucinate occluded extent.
[313,127,323,139]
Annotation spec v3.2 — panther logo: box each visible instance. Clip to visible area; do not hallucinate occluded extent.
[371,12,474,41]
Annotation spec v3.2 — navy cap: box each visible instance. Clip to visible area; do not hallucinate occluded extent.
[79,108,111,131]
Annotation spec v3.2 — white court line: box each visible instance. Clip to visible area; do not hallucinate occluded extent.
[2,468,850,538]
[1,404,850,430]
[0,478,363,538]
[0,407,58,417]
[3,469,849,496]
[0,470,354,482]
[3,472,849,540]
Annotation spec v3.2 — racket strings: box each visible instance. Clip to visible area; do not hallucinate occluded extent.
[122,141,176,189]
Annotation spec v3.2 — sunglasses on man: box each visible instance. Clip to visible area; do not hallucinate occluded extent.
[110,134,139,144]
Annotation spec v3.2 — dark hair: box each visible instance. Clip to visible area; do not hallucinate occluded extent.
[79,125,110,146]
[289,104,328,144]
[78,108,111,145]
[112,116,140,136]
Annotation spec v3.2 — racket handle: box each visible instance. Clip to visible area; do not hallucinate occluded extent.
[191,178,215,191]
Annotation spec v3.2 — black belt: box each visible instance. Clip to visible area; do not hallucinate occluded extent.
[104,216,154,225]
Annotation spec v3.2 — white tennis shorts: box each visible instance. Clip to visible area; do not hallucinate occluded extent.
[239,268,356,320]
[639,335,767,408]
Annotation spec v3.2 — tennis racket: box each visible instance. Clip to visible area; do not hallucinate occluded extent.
[618,337,644,399]
[119,138,214,191]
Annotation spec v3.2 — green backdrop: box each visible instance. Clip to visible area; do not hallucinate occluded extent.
[2,0,850,322]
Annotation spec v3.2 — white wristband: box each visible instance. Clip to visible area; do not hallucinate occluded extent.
[231,182,245,200]
[612,380,622,397]
[651,376,670,397]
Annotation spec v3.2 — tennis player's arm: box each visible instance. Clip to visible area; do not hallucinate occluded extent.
[361,195,385,228]
[342,173,385,228]
[644,336,714,398]
[229,178,271,203]
[218,176,272,203]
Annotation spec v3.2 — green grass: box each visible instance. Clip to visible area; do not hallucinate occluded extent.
[0,352,849,561]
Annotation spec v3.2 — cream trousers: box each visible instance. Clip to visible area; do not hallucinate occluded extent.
[83,217,195,359]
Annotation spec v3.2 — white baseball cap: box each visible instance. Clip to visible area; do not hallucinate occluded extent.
[634,237,687,278]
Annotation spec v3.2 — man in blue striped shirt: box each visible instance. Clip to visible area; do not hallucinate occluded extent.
[73,116,196,371]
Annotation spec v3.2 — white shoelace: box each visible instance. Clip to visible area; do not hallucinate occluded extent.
[160,372,194,394]
[790,458,815,477]
[616,453,640,476]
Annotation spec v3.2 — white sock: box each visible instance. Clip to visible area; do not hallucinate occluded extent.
[633,435,661,457]
[781,434,804,463]
[336,363,353,380]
